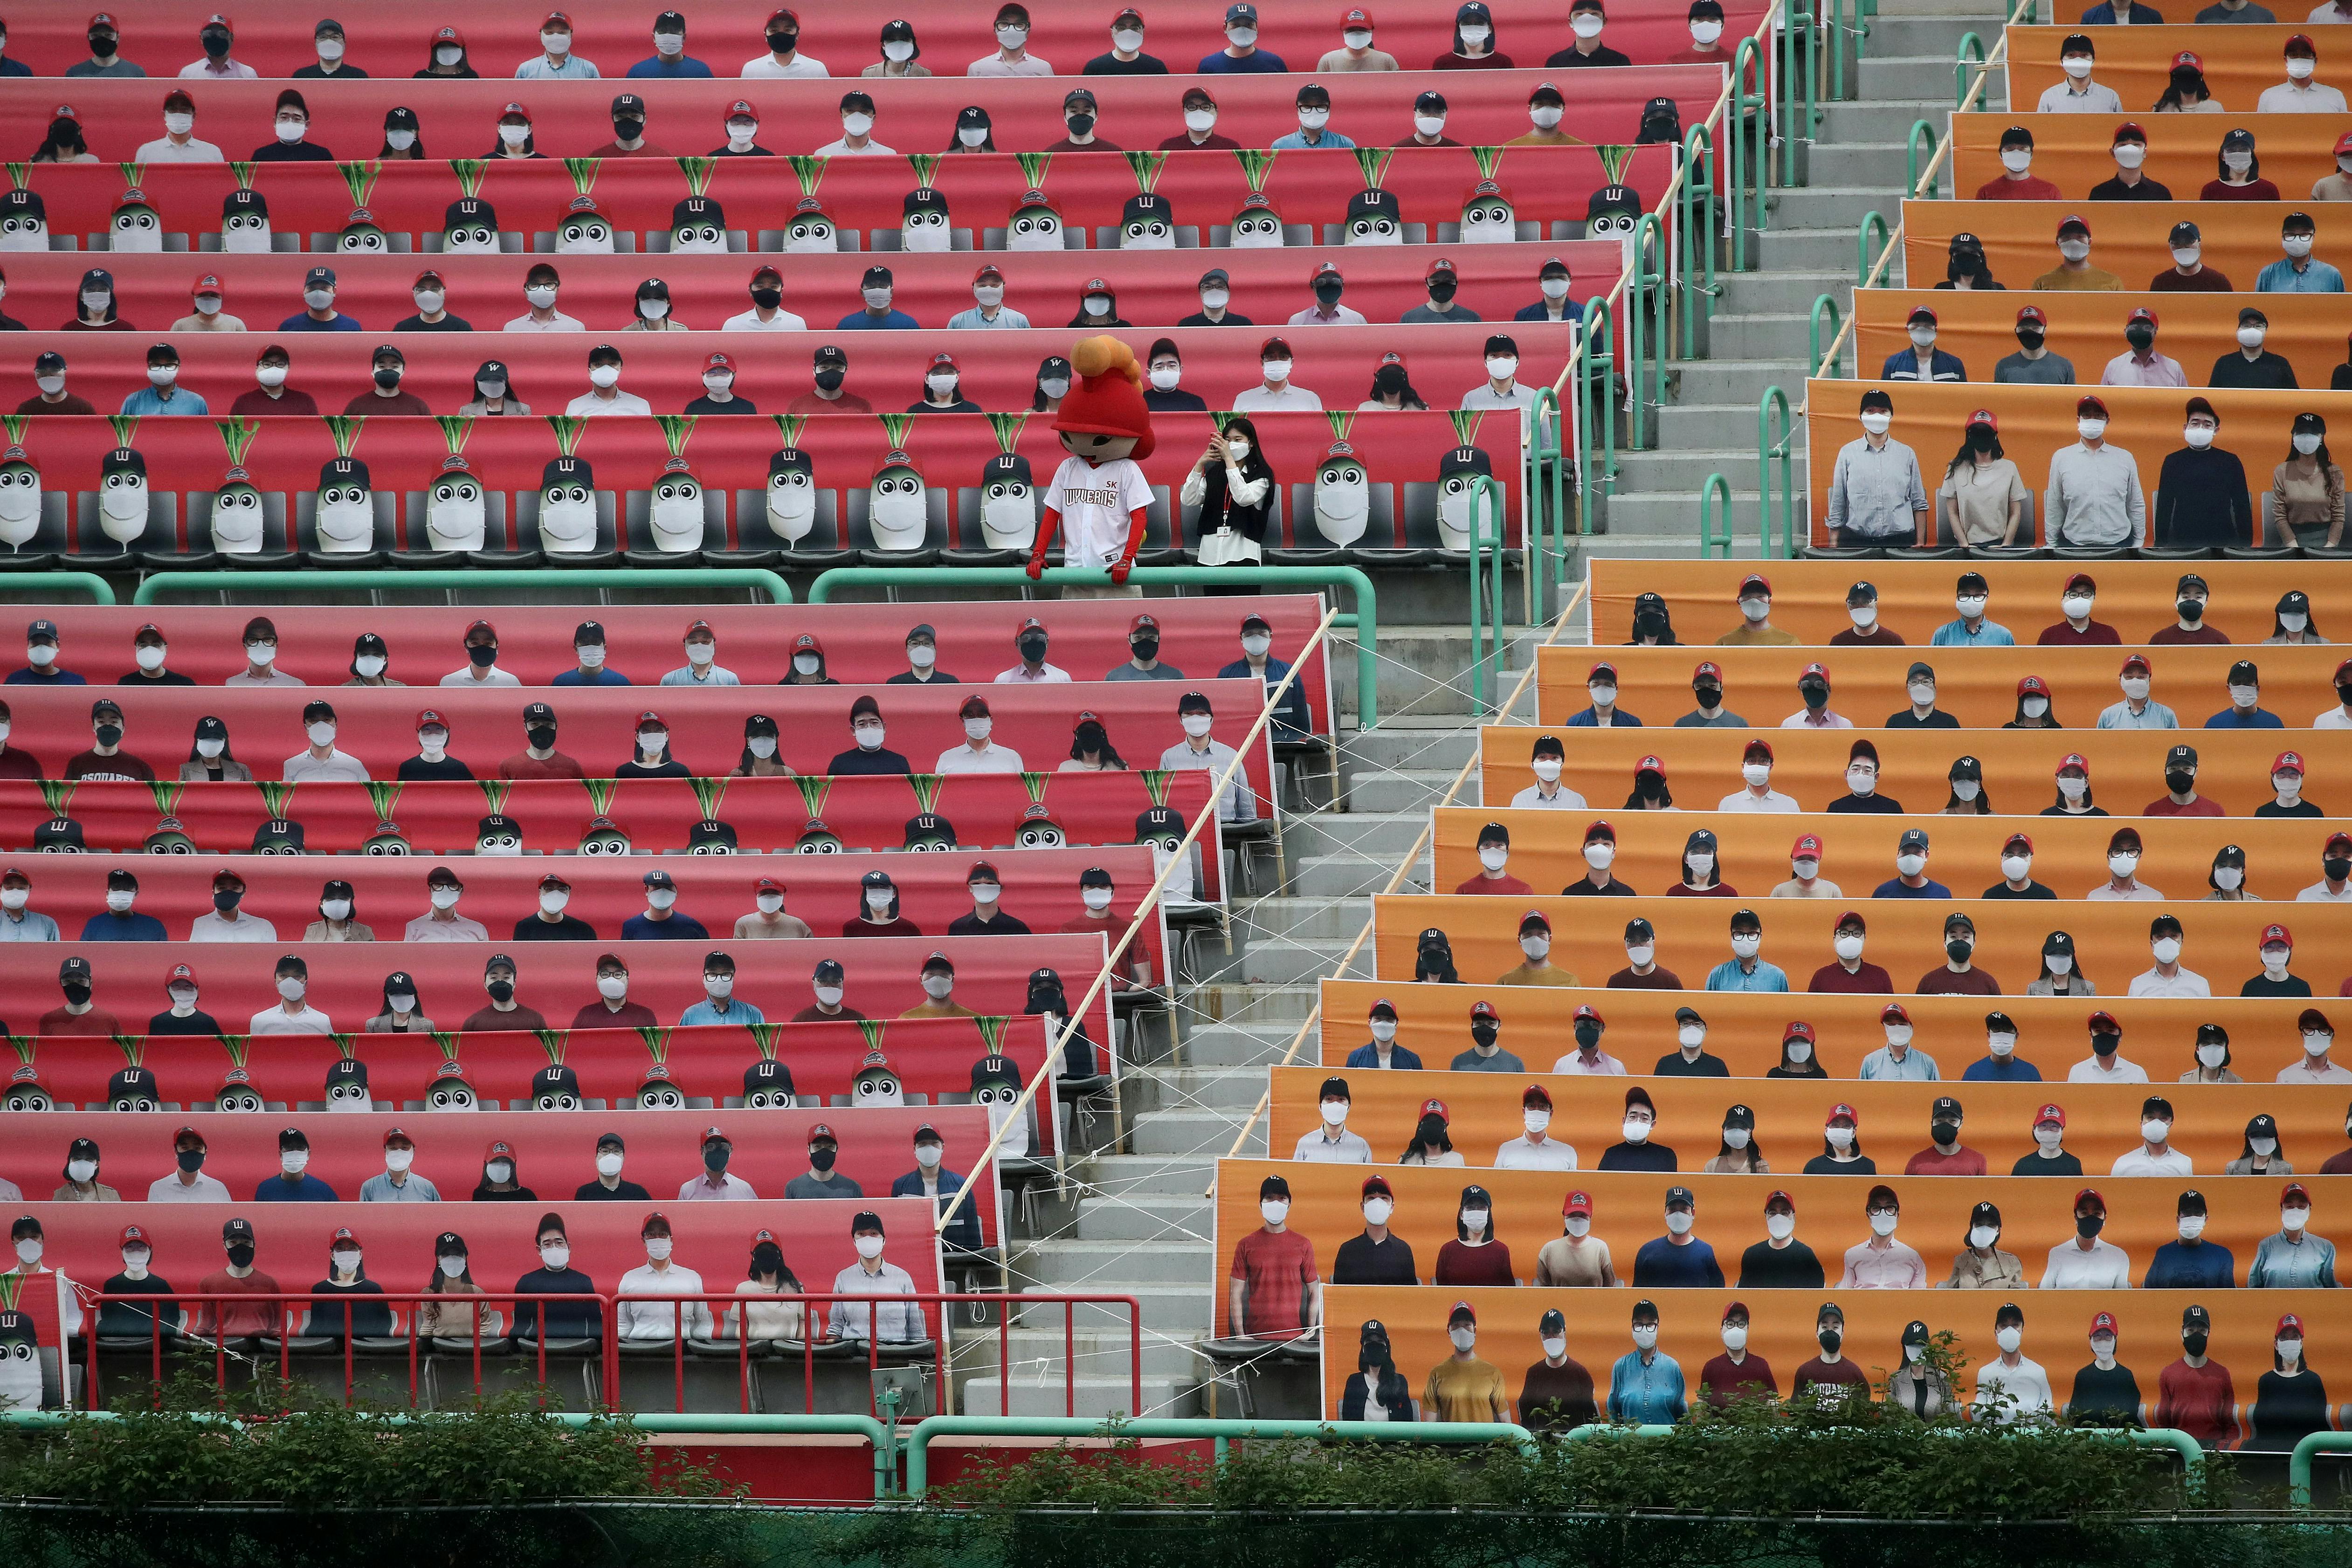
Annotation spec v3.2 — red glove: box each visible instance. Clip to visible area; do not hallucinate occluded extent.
[1109,506,1146,585]
[1026,509,1058,581]
[1026,557,1045,582]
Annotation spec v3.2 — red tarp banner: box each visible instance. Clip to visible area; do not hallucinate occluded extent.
[0,2,1759,84]
[0,772,1225,903]
[0,147,1667,248]
[0,933,1118,1047]
[0,70,1725,164]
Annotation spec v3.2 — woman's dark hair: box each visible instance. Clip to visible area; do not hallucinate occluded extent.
[2238,1115,2278,1161]
[1030,357,1065,413]
[1069,716,1129,767]
[327,1236,371,1283]
[1366,359,1428,409]
[1945,419,2006,477]
[2052,767,2095,812]
[1453,1183,1492,1241]
[1821,1114,1863,1161]
[949,107,996,152]
[2287,413,2333,473]
[738,714,780,773]
[2005,689,2058,729]
[379,110,425,159]
[1945,236,1998,289]
[185,718,237,766]
[2208,845,2246,893]
[2155,61,2207,112]
[426,1234,475,1289]
[1627,592,1677,646]
[2216,131,2261,183]
[748,1238,804,1291]
[2271,594,2322,640]
[380,973,422,1010]
[473,360,524,406]
[2035,932,2092,989]
[1624,764,1673,810]
[490,113,538,158]
[1449,2,1500,55]
[1401,1110,1454,1162]
[1414,941,1458,983]
[1717,1117,1764,1167]
[33,114,86,161]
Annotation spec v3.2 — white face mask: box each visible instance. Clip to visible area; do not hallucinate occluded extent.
[1969,1225,1998,1250]
[2001,149,2033,174]
[2152,938,2183,965]
[1360,1197,1394,1227]
[814,985,844,1008]
[883,38,914,60]
[539,890,570,915]
[1186,110,1219,134]
[1826,1126,1854,1150]
[1685,852,1713,877]
[1741,763,1771,787]
[2179,1215,2206,1240]
[1859,412,1891,436]
[320,899,351,922]
[922,975,954,1000]
[282,1150,310,1173]
[843,113,876,138]
[1869,1211,1898,1237]
[1691,17,1723,41]
[2109,853,2139,880]
[597,973,628,999]
[965,717,994,743]
[541,30,571,54]
[1852,770,1882,798]
[1630,1324,1658,1350]
[648,890,678,912]
[1625,944,1655,970]
[524,284,558,309]
[276,977,306,1001]
[756,894,785,916]
[1766,1213,1795,1241]
[2058,776,2089,801]
[1225,440,1250,462]
[2308,1032,2334,1056]
[1260,1199,1290,1226]
[1722,1127,1750,1150]
[1886,1025,1914,1049]
[2284,1207,2311,1232]
[588,364,621,390]
[2141,1119,2170,1144]
[540,1244,570,1269]
[1621,1116,1652,1144]
[1664,1210,1694,1236]
[1995,1327,2022,1354]
[107,890,134,913]
[1729,933,1760,960]
[854,723,885,751]
[275,118,306,144]
[729,122,757,147]
[1082,887,1115,912]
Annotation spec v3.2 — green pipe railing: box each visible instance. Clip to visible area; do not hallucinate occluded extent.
[1678,125,1720,358]
[1759,385,1798,560]
[1907,118,1939,199]
[1810,294,1845,380]
[131,567,793,606]
[1626,213,1669,452]
[1467,474,1512,715]
[2292,1430,2352,1506]
[898,1416,1538,1499]
[1857,209,1891,289]
[1529,386,1571,616]
[1954,30,1986,106]
[1730,36,1767,273]
[807,564,1379,725]
[1574,295,1619,536]
[1698,473,1736,557]
[1778,1,1818,186]
[0,571,114,605]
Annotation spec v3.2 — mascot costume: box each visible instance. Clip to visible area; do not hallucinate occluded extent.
[1026,336,1154,598]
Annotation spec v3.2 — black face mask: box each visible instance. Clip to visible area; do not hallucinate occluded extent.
[1800,680,1828,709]
[2092,1031,2118,1057]
[226,1243,255,1268]
[2015,327,2045,351]
[88,28,117,55]
[526,725,557,750]
[1019,636,1048,662]
[1633,611,1667,640]
[1932,1120,1959,1147]
[95,724,122,748]
[1374,365,1409,395]
[2166,770,2196,795]
[1075,722,1107,752]
[814,367,846,392]
[752,1243,784,1274]
[2076,1214,2104,1238]
[1947,254,1980,282]
[1415,1114,1448,1145]
[1131,637,1159,662]
[1818,1329,1842,1355]
[752,286,783,310]
[614,117,644,141]
[704,1144,730,1173]
[468,643,498,667]
[2125,325,2155,352]
[177,1148,205,1173]
[1470,1021,1499,1048]
[2338,682,2352,707]
[809,1145,837,1171]
[1428,277,1457,304]
[1694,683,1721,709]
[373,367,402,390]
[2183,1331,2209,1357]
[1945,938,1973,964]
[1968,427,1994,453]
[768,31,798,51]
[486,979,515,1003]
[1360,1348,1389,1372]
[213,890,240,914]
[2328,857,2352,882]
[1315,279,1345,305]
[1637,770,1666,799]
[202,30,230,58]
[1067,113,1096,136]
[1573,1022,1602,1049]
[2177,596,2205,622]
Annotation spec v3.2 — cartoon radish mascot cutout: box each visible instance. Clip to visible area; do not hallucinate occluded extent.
[0,183,48,253]
[901,155,952,252]
[110,166,162,253]
[554,158,612,254]
[1343,150,1402,245]
[1228,149,1283,247]
[646,415,705,551]
[314,415,375,552]
[978,413,1038,550]
[220,169,271,254]
[1119,151,1175,249]
[765,415,816,544]
[441,160,498,254]
[669,157,726,253]
[0,422,43,551]
[536,418,598,554]
[1459,147,1516,244]
[207,419,265,554]
[782,156,836,253]
[1026,336,1154,590]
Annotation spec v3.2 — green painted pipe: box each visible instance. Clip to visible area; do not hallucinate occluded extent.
[0,571,114,605]
[131,568,792,606]
[808,564,1379,727]
[2291,1430,2352,1506]
[898,1415,1536,1499]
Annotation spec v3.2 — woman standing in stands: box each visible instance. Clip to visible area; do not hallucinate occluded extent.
[415,1232,504,1341]
[1185,418,1275,571]
[725,1231,808,1342]
[1432,2,1513,68]
[1936,412,2027,548]
[2270,413,2345,551]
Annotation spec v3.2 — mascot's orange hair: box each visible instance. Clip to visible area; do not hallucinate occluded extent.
[1052,334,1156,461]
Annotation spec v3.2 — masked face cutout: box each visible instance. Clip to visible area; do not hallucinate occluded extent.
[556,212,613,255]
[636,1072,685,1111]
[1588,212,1638,271]
[783,213,836,254]
[579,818,631,855]
[1016,803,1065,849]
[648,470,704,551]
[795,819,843,853]
[221,210,272,254]
[1460,198,1516,244]
[0,1316,41,1413]
[315,480,374,551]
[339,221,388,254]
[0,213,47,252]
[973,1076,1030,1157]
[98,465,148,543]
[538,478,597,552]
[1229,209,1283,248]
[325,1075,370,1112]
[980,477,1035,548]
[671,220,725,254]
[209,481,265,552]
[903,207,951,253]
[1436,453,1490,549]
[868,467,927,549]
[1122,209,1174,250]
[687,819,738,855]
[1345,204,1401,246]
[766,465,816,542]
[1313,452,1371,545]
[145,818,196,853]
[110,203,162,253]
[362,822,412,855]
[443,221,497,255]
[427,470,487,550]
[1007,205,1062,251]
[0,461,42,549]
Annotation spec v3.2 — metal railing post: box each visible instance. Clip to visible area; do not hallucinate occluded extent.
[1758,385,1796,558]
[1697,473,1735,557]
[1906,118,1939,199]
[1809,294,1844,379]
[1678,126,1718,357]
[1954,30,1985,106]
[1856,210,1890,289]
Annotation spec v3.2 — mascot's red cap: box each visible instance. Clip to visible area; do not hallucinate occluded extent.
[1052,335,1155,462]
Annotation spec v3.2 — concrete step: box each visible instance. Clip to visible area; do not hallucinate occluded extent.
[1853,60,1970,105]
[1602,488,1776,537]
[1284,810,1429,861]
[1176,1022,1301,1067]
[1699,311,1817,363]
[1617,447,1774,492]
[1235,934,1364,986]
[1018,1237,1219,1285]
[1819,98,1961,144]
[1861,15,2011,53]
[1673,357,1816,407]
[1716,268,1850,317]
[1239,895,1377,942]
[950,1327,1200,1382]
[958,1375,1181,1419]
[1079,1154,1225,1197]
[1075,1193,1218,1243]
[1342,768,1457,814]
[1125,1065,1276,1112]
[1751,226,1873,275]
[1017,1283,1214,1334]
[1344,724,1480,771]
[1293,851,1427,899]
[1185,981,1318,1026]
[1658,401,1808,447]
[1129,1106,1265,1155]
[1806,142,1914,188]
[1770,185,1906,231]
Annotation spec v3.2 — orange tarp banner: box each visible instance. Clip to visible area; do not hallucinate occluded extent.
[1534,643,2349,731]
[1431,807,2352,908]
[1587,558,2349,646]
[1371,893,2352,997]
[1905,199,2351,310]
[2003,24,2352,129]
[1310,979,2348,1080]
[1268,1067,2349,1178]
[1472,724,2352,822]
[1802,379,2352,548]
[1951,113,2352,206]
[1861,287,2352,392]
[1320,1281,2347,1431]
[1216,1160,2347,1316]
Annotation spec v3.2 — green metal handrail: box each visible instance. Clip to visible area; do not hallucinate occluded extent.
[1907,118,1939,199]
[2292,1430,2352,1506]
[1809,294,1845,380]
[1857,209,1890,289]
[1625,213,1669,452]
[1528,386,1571,614]
[1759,384,1797,560]
[1697,473,1736,557]
[898,1416,1538,1499]
[1678,125,1720,358]
[131,567,793,606]
[1467,474,1511,715]
[1730,36,1767,273]
[1778,1,1818,186]
[1573,296,1618,536]
[1954,30,1986,107]
[806,564,1379,725]
[0,572,113,605]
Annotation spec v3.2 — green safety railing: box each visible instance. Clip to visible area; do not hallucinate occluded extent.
[131,567,793,606]
[898,1417,1539,1499]
[0,572,114,605]
[1573,294,1618,532]
[1809,294,1844,379]
[1466,474,1511,715]
[1729,37,1768,273]
[1857,210,1890,289]
[1698,473,1736,557]
[1954,30,1986,106]
[1778,0,1817,187]
[1528,386,1572,613]
[2293,1430,2352,1506]
[1625,213,1670,453]
[1906,117,1939,199]
[804,564,1379,725]
[1759,385,1799,559]
[1677,125,1720,360]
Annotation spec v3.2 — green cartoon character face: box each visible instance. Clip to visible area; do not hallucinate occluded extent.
[904,813,956,852]
[795,818,844,854]
[635,1067,686,1111]
[5,1066,50,1113]
[476,813,523,856]
[1015,802,1065,850]
[556,197,614,254]
[851,1051,903,1107]
[362,820,412,855]
[214,1071,264,1114]
[442,197,497,255]
[579,816,631,856]
[688,819,738,855]
[145,817,197,854]
[209,471,266,553]
[251,817,303,856]
[427,1064,476,1112]
[339,214,388,254]
[782,198,835,254]
[110,195,162,252]
[1006,193,1063,251]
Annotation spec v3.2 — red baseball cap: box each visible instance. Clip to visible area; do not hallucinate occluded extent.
[1783,1020,1814,1042]
[2275,750,2305,775]
[2263,924,2293,949]
[1967,407,1996,430]
[1573,1002,1603,1025]
[2090,1311,2118,1336]
[1469,1000,1498,1022]
[1881,1002,1911,1025]
[1692,660,1723,680]
[1826,1102,1857,1125]
[2037,1103,2066,1128]
[1792,833,1822,856]
[2015,304,2047,328]
[1737,572,1770,596]
[2004,831,2034,853]
[1563,1189,1592,1217]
